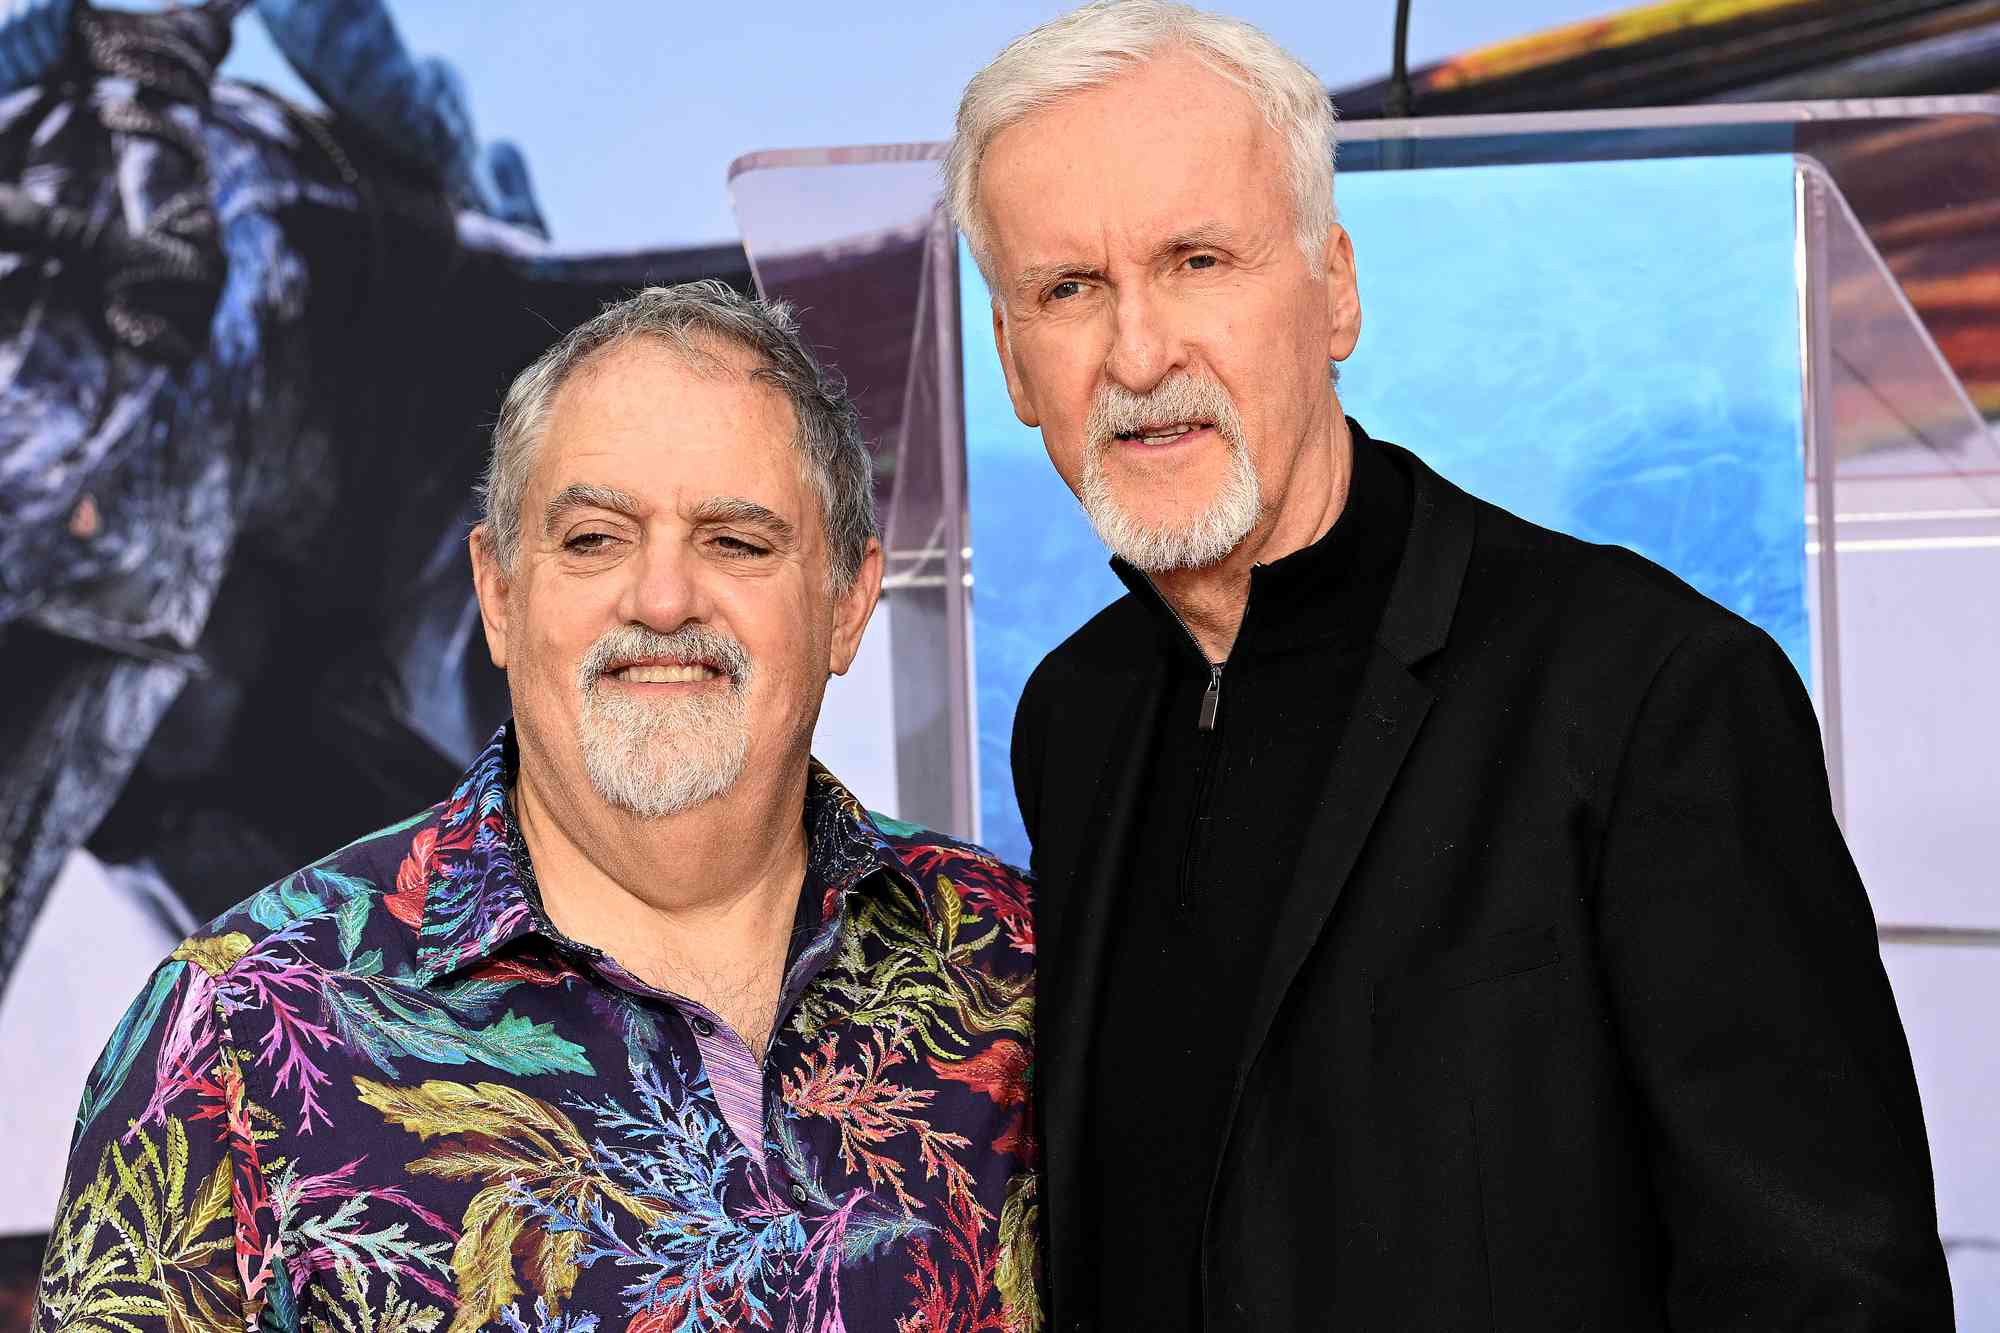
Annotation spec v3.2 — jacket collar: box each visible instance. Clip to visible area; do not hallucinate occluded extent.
[412,723,909,987]
[1109,419,1413,664]
[1372,434,1476,667]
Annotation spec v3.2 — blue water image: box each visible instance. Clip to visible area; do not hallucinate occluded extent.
[961,154,1809,867]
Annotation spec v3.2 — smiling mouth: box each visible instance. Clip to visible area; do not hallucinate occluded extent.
[1114,422,1213,446]
[607,661,725,684]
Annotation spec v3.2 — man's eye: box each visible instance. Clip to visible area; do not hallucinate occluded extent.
[713,535,770,557]
[1048,280,1082,302]
[1186,254,1218,271]
[564,532,615,553]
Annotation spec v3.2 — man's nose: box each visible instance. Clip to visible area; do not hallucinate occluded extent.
[1104,285,1183,394]
[620,537,714,632]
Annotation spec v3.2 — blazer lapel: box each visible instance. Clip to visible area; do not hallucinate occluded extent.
[1235,645,1432,1072]
[1038,653,1162,1314]
[1203,443,1478,1226]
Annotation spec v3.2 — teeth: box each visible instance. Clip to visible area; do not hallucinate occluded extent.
[614,663,719,684]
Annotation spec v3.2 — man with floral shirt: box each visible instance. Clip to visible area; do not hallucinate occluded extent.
[34,282,1039,1333]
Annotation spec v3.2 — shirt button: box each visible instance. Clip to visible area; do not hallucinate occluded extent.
[790,1182,809,1205]
[689,1015,715,1038]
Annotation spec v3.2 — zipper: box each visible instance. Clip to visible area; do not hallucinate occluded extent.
[1146,577,1227,731]
[1145,577,1229,911]
[1197,664,1222,731]
[1176,715,1224,913]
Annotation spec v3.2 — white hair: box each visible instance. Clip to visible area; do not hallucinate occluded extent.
[944,0,1338,283]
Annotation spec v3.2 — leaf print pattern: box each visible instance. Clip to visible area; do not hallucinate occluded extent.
[301,1265,445,1333]
[38,1117,238,1333]
[268,1160,458,1305]
[784,1033,974,1215]
[34,726,1038,1333]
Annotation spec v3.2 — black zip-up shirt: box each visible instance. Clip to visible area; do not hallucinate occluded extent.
[1083,425,1414,1325]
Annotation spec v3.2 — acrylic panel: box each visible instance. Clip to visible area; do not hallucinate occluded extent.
[961,154,1808,868]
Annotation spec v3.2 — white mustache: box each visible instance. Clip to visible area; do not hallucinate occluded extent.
[576,623,751,693]
[1085,372,1243,447]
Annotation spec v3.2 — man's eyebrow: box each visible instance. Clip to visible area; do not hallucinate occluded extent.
[689,496,799,548]
[543,483,644,537]
[1155,222,1241,259]
[1010,224,1243,297]
[1013,259,1103,299]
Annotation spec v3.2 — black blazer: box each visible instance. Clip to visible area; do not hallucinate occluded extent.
[1012,439,1952,1331]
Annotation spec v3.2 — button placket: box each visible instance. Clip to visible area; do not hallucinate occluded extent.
[676,1004,771,1167]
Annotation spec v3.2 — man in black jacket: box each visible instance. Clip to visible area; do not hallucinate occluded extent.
[943,1,1953,1328]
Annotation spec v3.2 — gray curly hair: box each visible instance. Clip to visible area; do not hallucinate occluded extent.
[479,281,877,592]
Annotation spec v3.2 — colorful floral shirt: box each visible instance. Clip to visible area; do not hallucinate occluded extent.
[34,726,1038,1333]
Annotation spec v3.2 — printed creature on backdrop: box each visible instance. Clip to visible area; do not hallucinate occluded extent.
[0,0,743,998]
[0,0,546,231]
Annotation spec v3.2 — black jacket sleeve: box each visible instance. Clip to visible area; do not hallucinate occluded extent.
[1011,663,1049,859]
[1592,623,1952,1329]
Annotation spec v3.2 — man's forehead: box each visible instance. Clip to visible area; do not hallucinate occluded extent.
[981,55,1279,263]
[990,169,1268,290]
[536,446,804,518]
[533,353,805,516]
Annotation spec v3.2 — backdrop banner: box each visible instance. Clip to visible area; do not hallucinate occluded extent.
[0,2,748,1297]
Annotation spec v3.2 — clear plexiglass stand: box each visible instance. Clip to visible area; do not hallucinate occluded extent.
[733,101,2000,1312]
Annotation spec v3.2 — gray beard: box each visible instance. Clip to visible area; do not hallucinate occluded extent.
[1078,436,1261,573]
[572,624,753,819]
[575,686,750,819]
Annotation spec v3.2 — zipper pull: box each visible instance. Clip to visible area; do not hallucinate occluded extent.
[1198,664,1222,731]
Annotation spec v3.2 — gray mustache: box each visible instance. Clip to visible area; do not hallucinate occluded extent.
[577,623,753,692]
[1086,372,1243,443]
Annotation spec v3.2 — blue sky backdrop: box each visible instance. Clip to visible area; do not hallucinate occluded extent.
[220,0,1627,250]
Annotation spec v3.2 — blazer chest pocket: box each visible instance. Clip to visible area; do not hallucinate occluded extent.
[1371,923,1561,1018]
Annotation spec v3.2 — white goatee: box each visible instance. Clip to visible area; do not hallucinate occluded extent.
[573,622,753,819]
[1079,371,1260,572]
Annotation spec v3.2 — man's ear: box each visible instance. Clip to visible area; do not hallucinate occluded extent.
[991,298,1040,429]
[829,537,885,678]
[1322,223,1362,363]
[468,523,513,671]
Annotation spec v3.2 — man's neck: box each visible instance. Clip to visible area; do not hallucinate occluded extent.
[510,744,812,1056]
[1149,407,1354,663]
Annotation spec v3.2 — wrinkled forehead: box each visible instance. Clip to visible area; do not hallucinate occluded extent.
[543,335,795,452]
[977,52,1286,276]
[532,338,816,527]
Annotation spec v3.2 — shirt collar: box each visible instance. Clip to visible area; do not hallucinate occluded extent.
[413,722,910,987]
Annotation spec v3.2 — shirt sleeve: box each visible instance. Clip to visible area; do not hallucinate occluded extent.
[1591,623,1954,1329]
[32,952,254,1333]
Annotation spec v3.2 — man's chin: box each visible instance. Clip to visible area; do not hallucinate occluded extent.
[603,785,738,821]
[574,708,751,822]
[1086,500,1254,573]
[585,758,745,821]
[1111,541,1233,575]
